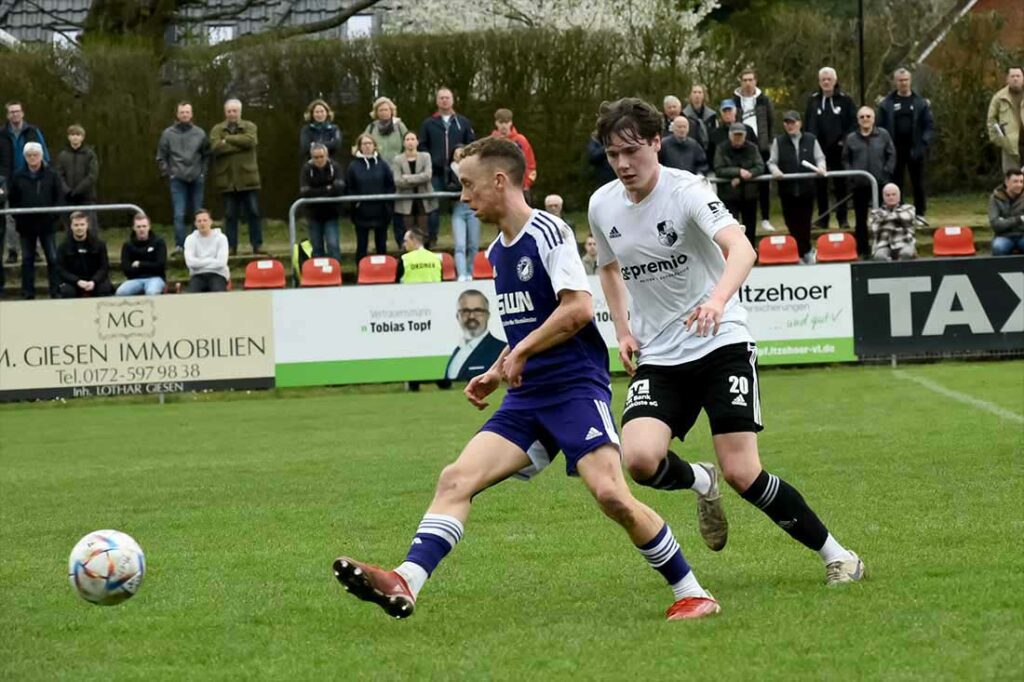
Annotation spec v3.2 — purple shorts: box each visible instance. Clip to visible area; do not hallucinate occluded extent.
[480,393,620,477]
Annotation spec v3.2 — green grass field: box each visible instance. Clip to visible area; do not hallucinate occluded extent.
[1,361,1022,680]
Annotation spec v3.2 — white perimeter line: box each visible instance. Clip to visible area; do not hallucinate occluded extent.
[893,370,1024,425]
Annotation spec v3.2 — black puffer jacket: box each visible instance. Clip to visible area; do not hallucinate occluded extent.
[8,164,65,235]
[56,232,110,286]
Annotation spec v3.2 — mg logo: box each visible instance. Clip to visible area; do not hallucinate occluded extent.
[96,300,157,339]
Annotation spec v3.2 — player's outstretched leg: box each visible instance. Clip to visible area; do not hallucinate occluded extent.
[714,432,865,585]
[576,444,720,620]
[622,417,729,551]
[334,431,532,617]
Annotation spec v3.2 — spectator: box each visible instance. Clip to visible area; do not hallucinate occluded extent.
[184,208,229,293]
[987,66,1024,174]
[116,212,167,296]
[714,123,766,244]
[448,145,481,281]
[662,95,682,135]
[586,136,616,189]
[707,100,756,164]
[2,101,49,264]
[347,133,395,264]
[804,66,856,229]
[299,143,345,262]
[491,108,537,204]
[844,107,896,257]
[396,228,442,283]
[683,84,718,151]
[8,141,62,299]
[364,97,408,165]
[299,99,342,163]
[391,131,436,249]
[768,111,826,263]
[55,124,99,229]
[581,235,598,275]
[989,168,1024,255]
[419,87,475,243]
[210,99,263,255]
[732,69,776,232]
[544,193,574,229]
[157,101,210,256]
[876,68,934,217]
[659,116,709,175]
[869,183,917,261]
[55,211,113,298]
[0,175,6,292]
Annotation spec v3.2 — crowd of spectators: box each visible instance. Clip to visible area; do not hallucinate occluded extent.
[0,64,1021,300]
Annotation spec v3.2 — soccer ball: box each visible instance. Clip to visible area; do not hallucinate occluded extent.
[68,529,146,606]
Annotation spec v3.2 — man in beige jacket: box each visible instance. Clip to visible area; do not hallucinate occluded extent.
[987,66,1024,173]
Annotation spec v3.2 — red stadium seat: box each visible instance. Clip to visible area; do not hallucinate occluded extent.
[357,254,398,284]
[301,257,343,287]
[472,251,495,279]
[440,252,456,281]
[757,235,800,265]
[815,232,858,262]
[244,259,287,289]
[933,226,976,257]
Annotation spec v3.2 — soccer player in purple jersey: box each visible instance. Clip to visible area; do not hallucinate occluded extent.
[333,136,721,621]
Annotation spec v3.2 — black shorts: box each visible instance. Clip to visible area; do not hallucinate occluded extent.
[621,342,764,441]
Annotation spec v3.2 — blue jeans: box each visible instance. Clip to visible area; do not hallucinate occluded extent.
[427,175,446,245]
[116,276,166,296]
[223,190,263,250]
[452,201,480,280]
[308,219,341,261]
[20,231,58,299]
[991,235,1024,255]
[170,178,205,248]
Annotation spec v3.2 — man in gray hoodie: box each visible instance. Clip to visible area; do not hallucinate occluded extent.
[184,208,229,292]
[157,102,210,255]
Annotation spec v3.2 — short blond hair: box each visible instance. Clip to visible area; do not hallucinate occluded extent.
[370,96,397,120]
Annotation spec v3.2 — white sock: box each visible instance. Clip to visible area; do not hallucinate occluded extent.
[817,534,854,564]
[690,464,712,496]
[394,561,429,599]
[670,570,707,600]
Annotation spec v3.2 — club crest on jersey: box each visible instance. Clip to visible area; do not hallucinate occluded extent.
[656,220,678,247]
[516,256,534,282]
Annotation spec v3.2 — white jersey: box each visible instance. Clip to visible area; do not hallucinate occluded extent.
[588,167,753,365]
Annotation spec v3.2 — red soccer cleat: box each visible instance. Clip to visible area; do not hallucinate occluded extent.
[332,556,416,619]
[665,593,721,621]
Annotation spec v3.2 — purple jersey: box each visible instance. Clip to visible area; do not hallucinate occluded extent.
[486,210,610,407]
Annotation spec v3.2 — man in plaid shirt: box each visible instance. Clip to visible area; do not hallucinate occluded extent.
[869,183,917,260]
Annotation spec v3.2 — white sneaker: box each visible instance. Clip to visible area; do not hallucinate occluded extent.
[802,249,817,265]
[761,219,777,232]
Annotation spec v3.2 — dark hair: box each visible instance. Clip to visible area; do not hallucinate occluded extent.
[594,98,663,146]
[69,211,89,223]
[5,100,22,110]
[739,68,757,79]
[304,98,334,122]
[407,228,428,244]
[1009,66,1024,76]
[494,108,513,123]
[194,207,211,219]
[1006,168,1024,180]
[176,101,192,110]
[67,123,85,136]
[461,136,526,187]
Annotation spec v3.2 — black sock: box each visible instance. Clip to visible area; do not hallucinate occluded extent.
[740,470,828,551]
[636,451,695,490]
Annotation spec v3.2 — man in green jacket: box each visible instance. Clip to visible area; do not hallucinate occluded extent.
[210,99,263,255]
[714,123,766,245]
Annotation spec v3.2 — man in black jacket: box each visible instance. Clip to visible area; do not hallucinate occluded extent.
[732,69,777,232]
[299,143,345,262]
[804,67,856,229]
[768,112,827,262]
[55,211,113,298]
[876,68,934,218]
[419,88,475,243]
[844,107,896,256]
[9,142,62,299]
[3,101,50,264]
[116,212,167,296]
[714,124,766,244]
[660,117,709,175]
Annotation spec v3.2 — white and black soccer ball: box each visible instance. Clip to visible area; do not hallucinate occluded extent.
[68,530,146,606]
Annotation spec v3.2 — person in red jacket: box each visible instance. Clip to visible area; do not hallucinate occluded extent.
[491,108,537,205]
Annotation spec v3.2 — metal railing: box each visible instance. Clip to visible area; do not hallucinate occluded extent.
[0,202,147,218]
[287,191,461,269]
[709,169,879,210]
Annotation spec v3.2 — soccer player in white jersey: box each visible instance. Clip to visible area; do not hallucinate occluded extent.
[588,98,864,585]
[333,136,721,621]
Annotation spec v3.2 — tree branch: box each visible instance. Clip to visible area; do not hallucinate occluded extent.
[24,0,85,29]
[204,0,383,53]
[175,0,272,24]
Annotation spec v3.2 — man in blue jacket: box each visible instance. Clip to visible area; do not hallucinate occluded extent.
[419,88,475,243]
[876,69,934,218]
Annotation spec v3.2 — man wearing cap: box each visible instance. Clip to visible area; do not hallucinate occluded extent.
[708,100,756,165]
[768,111,827,263]
[713,122,765,244]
